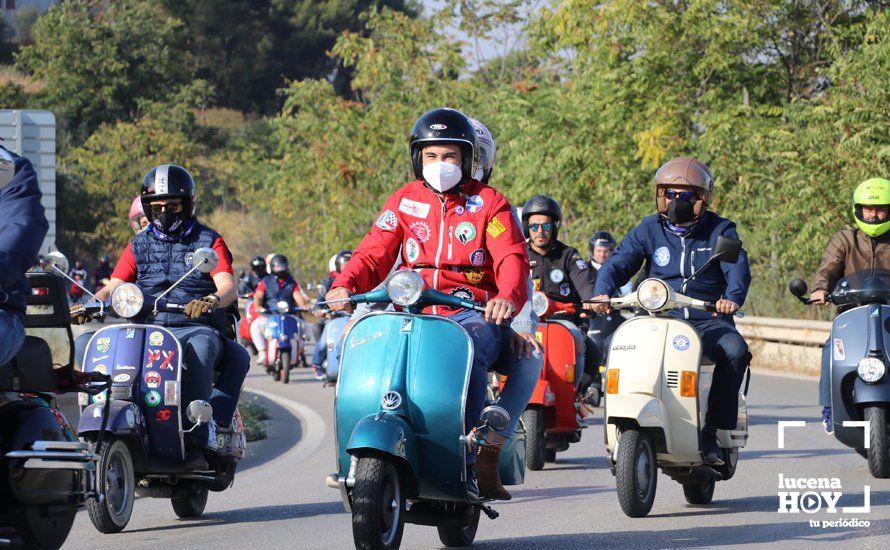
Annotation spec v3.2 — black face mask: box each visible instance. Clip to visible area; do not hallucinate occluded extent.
[152,211,188,234]
[666,199,695,225]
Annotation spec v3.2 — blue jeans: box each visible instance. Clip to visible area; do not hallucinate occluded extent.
[212,337,250,427]
[451,310,503,463]
[492,328,543,437]
[0,310,25,366]
[820,341,831,407]
[687,318,751,430]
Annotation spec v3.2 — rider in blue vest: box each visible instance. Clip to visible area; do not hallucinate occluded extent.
[72,165,249,470]
[250,254,311,366]
[592,157,752,466]
[0,146,49,366]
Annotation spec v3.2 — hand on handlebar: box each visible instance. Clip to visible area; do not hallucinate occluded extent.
[809,289,829,306]
[590,294,612,314]
[185,294,219,318]
[714,298,739,316]
[325,287,355,314]
[484,298,515,325]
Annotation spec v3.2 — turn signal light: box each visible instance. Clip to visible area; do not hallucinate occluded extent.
[680,371,697,397]
[565,364,575,383]
[606,369,620,394]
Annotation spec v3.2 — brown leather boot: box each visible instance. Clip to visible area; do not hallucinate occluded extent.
[475,444,512,500]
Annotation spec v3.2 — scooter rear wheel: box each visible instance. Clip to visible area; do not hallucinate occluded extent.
[522,407,547,471]
[281,351,291,384]
[437,506,481,547]
[171,481,209,518]
[615,428,657,518]
[682,479,715,504]
[87,440,135,533]
[865,404,890,478]
[351,455,405,550]
[1,504,76,550]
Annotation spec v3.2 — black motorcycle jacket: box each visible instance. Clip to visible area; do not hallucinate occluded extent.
[529,240,596,304]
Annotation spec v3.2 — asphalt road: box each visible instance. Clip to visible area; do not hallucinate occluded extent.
[61,363,890,549]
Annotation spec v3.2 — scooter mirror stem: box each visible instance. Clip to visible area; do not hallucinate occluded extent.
[153,258,209,314]
[51,263,104,318]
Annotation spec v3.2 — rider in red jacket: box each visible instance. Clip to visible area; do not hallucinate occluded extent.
[327,108,529,500]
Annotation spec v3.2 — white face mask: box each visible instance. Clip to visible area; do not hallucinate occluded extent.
[422,161,462,192]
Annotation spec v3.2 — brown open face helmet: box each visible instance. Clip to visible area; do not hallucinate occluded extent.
[654,157,713,217]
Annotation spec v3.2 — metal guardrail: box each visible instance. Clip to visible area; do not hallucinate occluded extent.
[736,316,830,376]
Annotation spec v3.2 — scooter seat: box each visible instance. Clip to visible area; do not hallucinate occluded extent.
[0,336,57,392]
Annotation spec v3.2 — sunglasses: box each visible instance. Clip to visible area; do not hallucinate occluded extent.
[528,222,553,232]
[150,202,183,214]
[664,190,699,201]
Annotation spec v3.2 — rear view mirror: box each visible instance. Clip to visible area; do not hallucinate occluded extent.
[186,400,213,426]
[191,247,218,274]
[480,405,510,433]
[712,236,742,264]
[42,251,70,276]
[788,279,808,298]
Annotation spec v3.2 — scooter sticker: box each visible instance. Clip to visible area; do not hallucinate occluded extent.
[376,209,398,231]
[145,371,162,389]
[145,390,161,407]
[833,338,846,361]
[405,238,420,262]
[672,335,691,351]
[549,269,565,283]
[654,247,671,267]
[113,373,131,383]
[125,409,135,427]
[149,331,164,346]
[93,364,108,375]
[95,337,111,353]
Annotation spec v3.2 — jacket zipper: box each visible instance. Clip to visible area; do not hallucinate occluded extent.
[680,235,689,319]
[432,198,447,314]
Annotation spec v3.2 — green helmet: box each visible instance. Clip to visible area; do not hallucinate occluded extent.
[853,178,890,237]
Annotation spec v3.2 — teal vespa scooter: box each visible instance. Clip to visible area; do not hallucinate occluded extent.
[327,270,524,550]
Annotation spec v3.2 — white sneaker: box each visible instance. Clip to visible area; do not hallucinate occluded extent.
[206,419,218,451]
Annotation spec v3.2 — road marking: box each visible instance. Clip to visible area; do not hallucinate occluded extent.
[238,386,327,480]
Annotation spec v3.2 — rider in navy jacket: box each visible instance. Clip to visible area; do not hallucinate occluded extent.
[0,147,48,366]
[593,157,752,467]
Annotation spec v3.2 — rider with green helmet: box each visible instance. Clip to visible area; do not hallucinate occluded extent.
[810,177,890,433]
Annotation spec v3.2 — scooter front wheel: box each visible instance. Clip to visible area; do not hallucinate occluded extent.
[87,440,135,533]
[615,428,657,517]
[522,407,547,470]
[865,404,890,478]
[682,479,715,505]
[351,455,405,550]
[171,481,209,518]
[281,351,291,384]
[437,506,481,547]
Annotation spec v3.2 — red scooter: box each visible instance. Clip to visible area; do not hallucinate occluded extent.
[501,291,586,470]
[237,293,258,354]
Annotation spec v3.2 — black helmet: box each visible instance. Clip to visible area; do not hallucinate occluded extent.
[269,254,289,276]
[588,230,616,254]
[250,256,265,268]
[521,195,562,240]
[409,108,478,187]
[140,164,197,235]
[333,250,352,273]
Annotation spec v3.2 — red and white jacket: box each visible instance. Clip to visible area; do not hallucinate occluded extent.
[333,179,529,315]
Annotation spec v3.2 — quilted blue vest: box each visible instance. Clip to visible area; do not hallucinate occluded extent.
[131,223,226,330]
[260,274,297,311]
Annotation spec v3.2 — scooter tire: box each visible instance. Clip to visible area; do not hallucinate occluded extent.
[281,351,291,384]
[87,440,135,533]
[522,407,547,471]
[682,479,715,505]
[351,455,405,550]
[1,504,77,550]
[272,362,281,381]
[171,482,209,518]
[865,404,890,478]
[615,428,657,518]
[437,506,480,547]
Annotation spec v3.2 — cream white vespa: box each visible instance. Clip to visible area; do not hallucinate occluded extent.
[602,237,749,517]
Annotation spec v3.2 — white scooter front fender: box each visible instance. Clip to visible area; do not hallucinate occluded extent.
[605,395,671,458]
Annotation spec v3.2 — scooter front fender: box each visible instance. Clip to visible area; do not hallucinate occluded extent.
[853,377,890,405]
[606,394,671,454]
[527,379,555,407]
[77,400,144,437]
[347,414,418,483]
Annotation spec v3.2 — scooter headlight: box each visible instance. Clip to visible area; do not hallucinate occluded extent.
[858,357,886,383]
[387,270,424,307]
[532,291,549,317]
[111,283,144,319]
[637,279,669,312]
[276,300,290,314]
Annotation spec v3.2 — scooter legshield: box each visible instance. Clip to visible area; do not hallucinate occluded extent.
[336,312,473,501]
[82,325,184,462]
